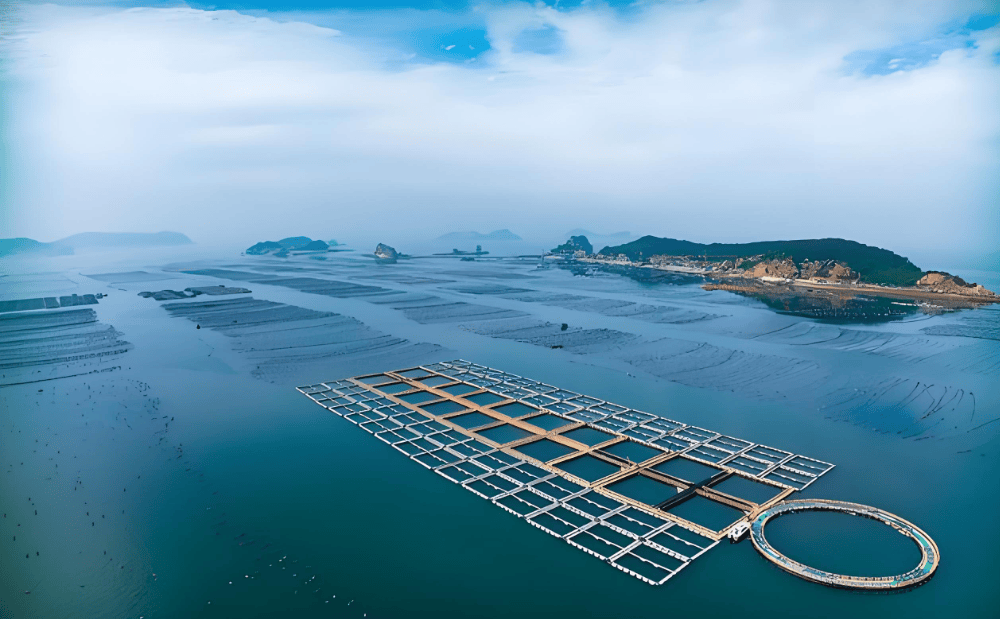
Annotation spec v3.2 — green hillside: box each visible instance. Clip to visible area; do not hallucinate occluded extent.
[551,235,593,254]
[598,236,925,286]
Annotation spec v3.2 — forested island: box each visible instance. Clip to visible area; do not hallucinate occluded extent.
[596,236,923,286]
[550,235,996,314]
[245,236,338,256]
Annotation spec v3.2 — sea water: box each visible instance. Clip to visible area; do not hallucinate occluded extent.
[1,248,998,618]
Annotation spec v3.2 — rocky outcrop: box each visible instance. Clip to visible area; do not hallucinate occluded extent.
[374,243,399,263]
[743,257,857,281]
[552,235,593,255]
[917,271,996,297]
[799,259,859,283]
[747,258,799,279]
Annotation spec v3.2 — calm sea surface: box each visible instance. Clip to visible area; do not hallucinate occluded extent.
[2,249,998,618]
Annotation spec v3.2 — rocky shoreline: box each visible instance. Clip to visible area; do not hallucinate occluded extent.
[702,279,995,316]
[558,251,996,317]
[570,252,996,305]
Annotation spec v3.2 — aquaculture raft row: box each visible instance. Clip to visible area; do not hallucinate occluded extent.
[297,360,835,586]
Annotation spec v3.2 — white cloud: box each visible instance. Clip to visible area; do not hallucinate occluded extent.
[3,1,998,257]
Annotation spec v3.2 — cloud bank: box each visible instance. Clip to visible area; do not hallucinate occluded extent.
[3,1,999,257]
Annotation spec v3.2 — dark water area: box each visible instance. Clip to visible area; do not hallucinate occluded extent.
[763,293,924,323]
[2,249,999,618]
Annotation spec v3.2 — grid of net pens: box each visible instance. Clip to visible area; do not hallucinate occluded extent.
[298,360,834,585]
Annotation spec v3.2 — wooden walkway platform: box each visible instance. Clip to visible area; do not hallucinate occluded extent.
[750,499,940,590]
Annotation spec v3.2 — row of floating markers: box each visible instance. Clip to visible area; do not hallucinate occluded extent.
[298,361,835,586]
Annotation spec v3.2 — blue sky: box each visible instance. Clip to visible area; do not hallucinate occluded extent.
[158,0,1000,71]
[3,0,999,257]
[139,0,1000,74]
[26,0,998,73]
[190,0,629,11]
[844,12,1000,75]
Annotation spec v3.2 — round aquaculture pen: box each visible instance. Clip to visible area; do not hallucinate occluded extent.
[750,499,939,591]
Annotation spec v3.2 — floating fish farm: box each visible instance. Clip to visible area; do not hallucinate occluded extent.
[298,360,936,589]
[298,360,843,585]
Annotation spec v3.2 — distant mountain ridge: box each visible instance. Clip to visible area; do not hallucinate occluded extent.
[0,232,192,257]
[598,236,925,286]
[56,231,192,249]
[0,238,74,257]
[437,229,522,241]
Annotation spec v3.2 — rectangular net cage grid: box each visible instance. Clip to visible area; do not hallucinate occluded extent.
[298,360,834,586]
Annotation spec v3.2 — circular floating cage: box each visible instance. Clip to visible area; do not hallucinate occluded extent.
[750,499,939,591]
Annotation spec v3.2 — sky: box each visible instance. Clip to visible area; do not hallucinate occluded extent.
[1,0,998,261]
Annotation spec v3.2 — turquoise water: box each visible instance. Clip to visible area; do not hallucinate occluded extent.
[2,251,999,618]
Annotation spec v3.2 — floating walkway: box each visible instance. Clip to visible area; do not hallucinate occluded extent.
[750,499,939,590]
[298,360,839,586]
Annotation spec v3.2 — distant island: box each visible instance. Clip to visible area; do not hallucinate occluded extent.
[597,236,926,286]
[373,243,411,263]
[434,244,490,257]
[374,243,398,262]
[551,235,593,255]
[246,236,332,256]
[550,234,996,309]
[0,231,192,257]
[437,229,522,241]
[0,238,73,257]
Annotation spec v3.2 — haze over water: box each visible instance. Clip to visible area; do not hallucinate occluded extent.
[2,244,998,618]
